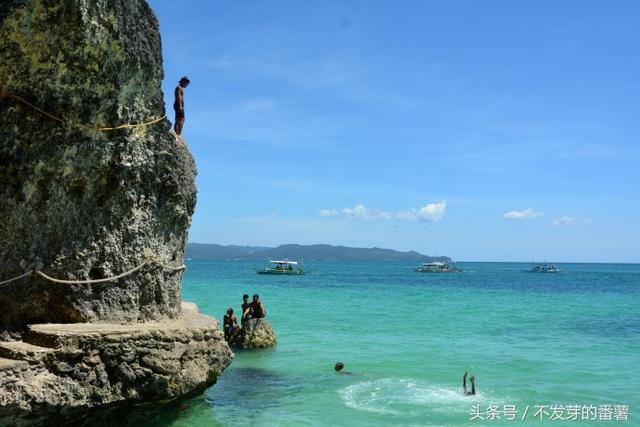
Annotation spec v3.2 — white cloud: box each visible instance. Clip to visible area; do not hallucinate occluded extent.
[551,216,593,226]
[396,201,447,222]
[551,216,578,226]
[503,208,544,220]
[318,209,338,217]
[319,201,446,222]
[342,204,391,220]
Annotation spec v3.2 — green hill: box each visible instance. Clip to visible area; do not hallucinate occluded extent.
[185,243,449,262]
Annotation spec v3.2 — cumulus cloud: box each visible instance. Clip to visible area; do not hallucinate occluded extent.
[318,201,446,222]
[318,209,338,217]
[503,208,544,220]
[395,201,447,222]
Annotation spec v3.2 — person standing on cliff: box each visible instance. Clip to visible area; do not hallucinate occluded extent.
[173,76,190,135]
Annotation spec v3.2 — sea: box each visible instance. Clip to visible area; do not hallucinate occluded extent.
[132,261,639,427]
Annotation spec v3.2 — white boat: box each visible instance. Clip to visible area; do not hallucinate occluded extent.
[256,260,305,275]
[416,261,461,273]
[528,262,560,273]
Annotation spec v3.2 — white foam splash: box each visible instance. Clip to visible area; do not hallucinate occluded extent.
[338,378,482,415]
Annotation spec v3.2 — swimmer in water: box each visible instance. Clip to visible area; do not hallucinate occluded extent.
[463,372,476,395]
[334,362,354,375]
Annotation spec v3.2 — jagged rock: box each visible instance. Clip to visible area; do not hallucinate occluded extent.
[0,0,194,329]
[231,319,277,349]
[0,303,233,426]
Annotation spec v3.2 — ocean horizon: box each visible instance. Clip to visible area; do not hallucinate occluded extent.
[126,260,639,426]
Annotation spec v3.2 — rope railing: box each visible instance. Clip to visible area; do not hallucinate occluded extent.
[0,258,186,287]
[0,92,166,131]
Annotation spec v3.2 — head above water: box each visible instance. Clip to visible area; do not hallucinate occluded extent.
[243,294,249,301]
[335,362,344,372]
[226,307,233,314]
[179,76,190,87]
[253,294,260,301]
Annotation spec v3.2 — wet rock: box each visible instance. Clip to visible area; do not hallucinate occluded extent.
[231,319,277,349]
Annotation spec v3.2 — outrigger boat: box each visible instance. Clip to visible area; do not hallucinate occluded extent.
[527,262,560,273]
[415,261,461,273]
[256,260,305,275]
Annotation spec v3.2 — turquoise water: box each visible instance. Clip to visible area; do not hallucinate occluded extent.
[138,261,639,426]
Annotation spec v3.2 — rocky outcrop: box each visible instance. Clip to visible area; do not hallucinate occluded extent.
[231,319,277,349]
[0,0,233,424]
[0,303,233,425]
[0,0,193,329]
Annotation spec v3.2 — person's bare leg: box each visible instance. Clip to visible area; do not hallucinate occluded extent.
[175,117,185,135]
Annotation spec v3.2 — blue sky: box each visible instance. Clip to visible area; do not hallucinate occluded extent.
[148,1,640,262]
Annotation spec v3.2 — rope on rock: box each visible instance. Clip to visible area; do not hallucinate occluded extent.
[0,271,33,286]
[0,259,186,286]
[155,261,187,272]
[0,92,166,131]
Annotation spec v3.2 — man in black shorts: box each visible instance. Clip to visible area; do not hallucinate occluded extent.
[173,76,190,135]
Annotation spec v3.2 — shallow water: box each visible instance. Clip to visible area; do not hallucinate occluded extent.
[135,261,639,426]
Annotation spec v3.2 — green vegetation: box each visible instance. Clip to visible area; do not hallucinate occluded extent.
[185,243,449,262]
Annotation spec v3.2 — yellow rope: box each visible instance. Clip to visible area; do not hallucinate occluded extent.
[0,92,166,131]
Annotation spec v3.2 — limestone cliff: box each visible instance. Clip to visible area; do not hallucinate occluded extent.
[0,1,233,424]
[0,0,194,329]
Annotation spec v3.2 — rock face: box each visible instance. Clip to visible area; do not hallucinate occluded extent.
[0,303,233,425]
[0,1,234,424]
[231,319,277,349]
[0,0,194,329]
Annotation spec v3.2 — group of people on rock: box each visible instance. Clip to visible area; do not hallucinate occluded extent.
[223,293,267,341]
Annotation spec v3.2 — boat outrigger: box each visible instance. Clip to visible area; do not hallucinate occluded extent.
[527,262,560,273]
[415,261,461,273]
[256,260,305,275]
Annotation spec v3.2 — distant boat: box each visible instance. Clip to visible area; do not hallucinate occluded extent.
[256,260,305,275]
[527,262,560,273]
[416,261,461,273]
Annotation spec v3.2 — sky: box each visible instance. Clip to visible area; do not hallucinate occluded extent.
[148,0,640,263]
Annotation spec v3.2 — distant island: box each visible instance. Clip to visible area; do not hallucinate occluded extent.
[185,243,450,262]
